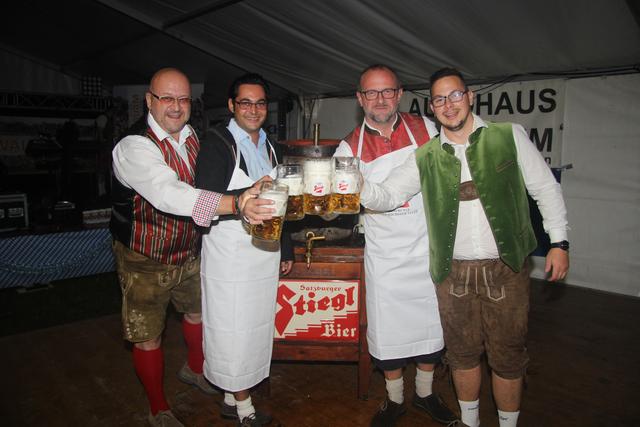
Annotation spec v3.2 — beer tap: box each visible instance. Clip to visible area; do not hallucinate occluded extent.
[305,231,326,269]
[313,123,320,148]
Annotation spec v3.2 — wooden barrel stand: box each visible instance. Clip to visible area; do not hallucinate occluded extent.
[270,246,371,400]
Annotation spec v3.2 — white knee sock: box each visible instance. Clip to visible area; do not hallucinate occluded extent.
[498,409,519,427]
[415,368,434,398]
[224,392,236,407]
[385,376,404,404]
[236,396,256,421]
[459,399,480,427]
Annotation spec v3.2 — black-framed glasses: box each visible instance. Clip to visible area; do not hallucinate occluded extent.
[149,92,192,106]
[431,90,468,108]
[359,88,400,100]
[235,100,268,110]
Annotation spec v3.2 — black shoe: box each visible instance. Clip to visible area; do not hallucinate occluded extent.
[220,402,238,420]
[238,413,259,427]
[237,412,273,426]
[222,403,272,425]
[370,398,406,427]
[412,393,459,424]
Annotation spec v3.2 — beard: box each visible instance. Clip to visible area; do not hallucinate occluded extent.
[440,114,469,132]
[365,107,398,125]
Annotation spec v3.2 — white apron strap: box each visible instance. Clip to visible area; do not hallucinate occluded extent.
[399,115,418,148]
[357,114,418,158]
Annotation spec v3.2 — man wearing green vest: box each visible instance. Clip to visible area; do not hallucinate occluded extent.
[360,67,569,427]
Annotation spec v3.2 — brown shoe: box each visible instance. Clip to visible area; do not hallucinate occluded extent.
[148,410,184,427]
[177,363,218,395]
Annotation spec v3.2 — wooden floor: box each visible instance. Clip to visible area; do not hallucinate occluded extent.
[1,279,639,427]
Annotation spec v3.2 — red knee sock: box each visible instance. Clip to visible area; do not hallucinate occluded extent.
[182,319,205,374]
[132,346,169,415]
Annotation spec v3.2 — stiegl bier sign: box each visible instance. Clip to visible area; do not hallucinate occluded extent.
[275,280,360,342]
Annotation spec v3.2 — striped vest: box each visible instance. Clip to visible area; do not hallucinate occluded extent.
[111,127,200,265]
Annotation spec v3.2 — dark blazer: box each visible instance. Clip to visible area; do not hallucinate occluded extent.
[194,122,293,261]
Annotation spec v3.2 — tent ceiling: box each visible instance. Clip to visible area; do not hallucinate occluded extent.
[3,0,639,106]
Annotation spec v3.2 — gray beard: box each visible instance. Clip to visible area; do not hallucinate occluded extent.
[366,110,397,126]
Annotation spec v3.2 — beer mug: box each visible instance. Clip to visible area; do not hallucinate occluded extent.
[251,181,289,241]
[303,158,333,215]
[276,164,305,221]
[331,156,361,214]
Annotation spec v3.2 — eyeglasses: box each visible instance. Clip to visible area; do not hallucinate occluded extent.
[359,88,400,100]
[149,92,192,106]
[431,90,468,108]
[235,100,268,110]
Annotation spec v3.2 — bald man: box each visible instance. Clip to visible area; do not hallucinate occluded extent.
[111,68,268,427]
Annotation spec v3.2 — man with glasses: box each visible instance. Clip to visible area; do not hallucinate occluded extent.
[360,67,569,427]
[334,64,457,427]
[195,73,293,427]
[111,68,269,427]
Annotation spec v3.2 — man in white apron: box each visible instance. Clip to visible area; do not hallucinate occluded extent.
[334,65,457,426]
[111,68,270,427]
[360,67,569,427]
[195,73,293,427]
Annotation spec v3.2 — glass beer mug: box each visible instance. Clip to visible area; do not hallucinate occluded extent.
[303,158,333,215]
[331,156,361,214]
[251,181,289,241]
[276,164,305,221]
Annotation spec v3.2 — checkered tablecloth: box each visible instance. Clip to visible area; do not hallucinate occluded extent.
[0,228,115,288]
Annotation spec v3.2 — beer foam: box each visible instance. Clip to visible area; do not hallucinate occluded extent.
[261,190,288,216]
[277,177,303,195]
[303,159,332,196]
[304,159,332,174]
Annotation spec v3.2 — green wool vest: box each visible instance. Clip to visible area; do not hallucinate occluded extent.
[415,122,537,284]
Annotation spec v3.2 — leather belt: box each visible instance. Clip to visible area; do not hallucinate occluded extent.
[459,180,479,201]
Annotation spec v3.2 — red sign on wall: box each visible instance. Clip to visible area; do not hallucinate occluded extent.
[275,279,360,342]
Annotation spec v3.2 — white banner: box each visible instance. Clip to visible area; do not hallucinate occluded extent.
[402,79,566,167]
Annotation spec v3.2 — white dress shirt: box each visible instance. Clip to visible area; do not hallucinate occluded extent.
[360,114,568,257]
[112,113,207,219]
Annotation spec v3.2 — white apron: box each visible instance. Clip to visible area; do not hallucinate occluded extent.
[201,146,280,392]
[357,118,444,360]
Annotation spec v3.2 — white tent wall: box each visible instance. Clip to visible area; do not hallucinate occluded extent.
[301,97,362,140]
[550,74,640,297]
[308,73,640,297]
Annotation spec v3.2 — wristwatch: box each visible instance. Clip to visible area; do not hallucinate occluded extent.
[550,240,570,251]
